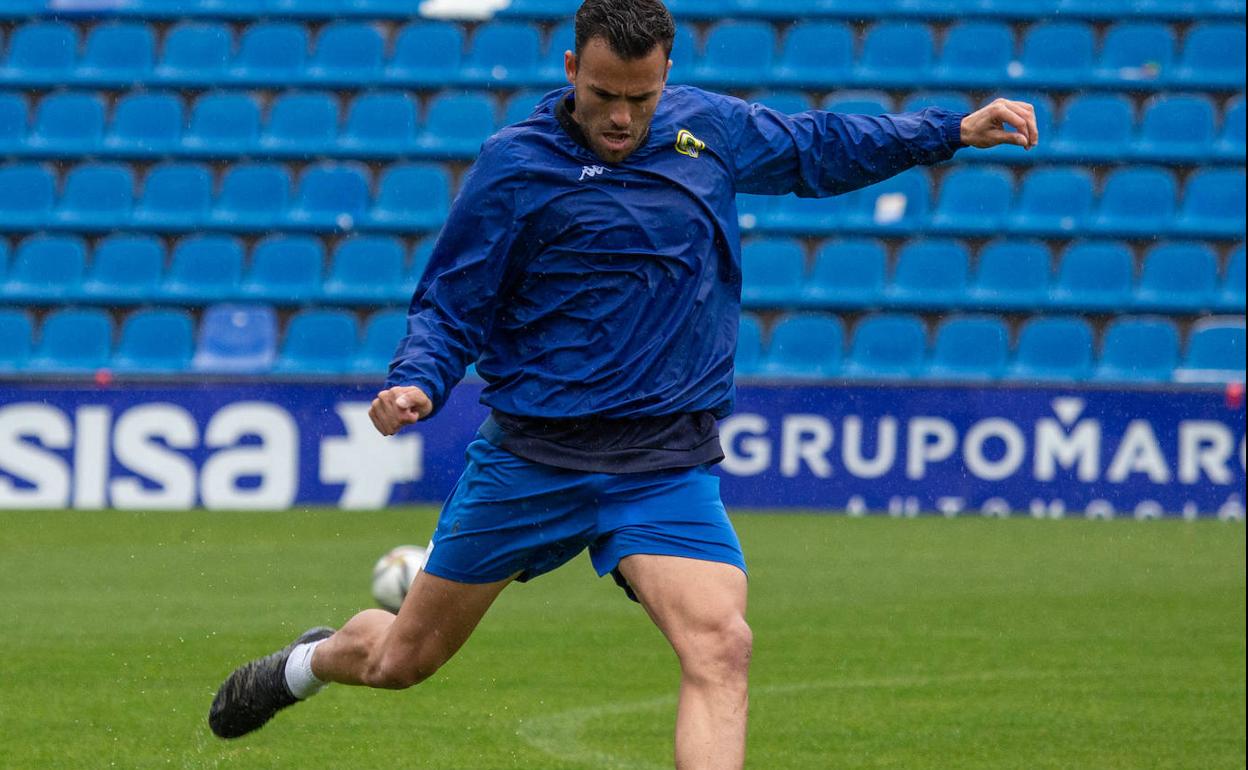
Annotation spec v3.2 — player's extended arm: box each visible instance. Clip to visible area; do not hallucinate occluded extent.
[959,98,1039,150]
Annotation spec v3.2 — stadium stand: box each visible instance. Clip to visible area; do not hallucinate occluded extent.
[0,1,1243,386]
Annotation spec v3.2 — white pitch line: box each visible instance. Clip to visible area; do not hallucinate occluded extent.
[517,669,1058,770]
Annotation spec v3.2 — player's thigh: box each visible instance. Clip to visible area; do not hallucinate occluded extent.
[617,554,750,661]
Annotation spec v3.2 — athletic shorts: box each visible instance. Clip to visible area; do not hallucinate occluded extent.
[422,436,746,598]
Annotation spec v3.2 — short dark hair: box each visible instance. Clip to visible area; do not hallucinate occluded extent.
[574,0,676,60]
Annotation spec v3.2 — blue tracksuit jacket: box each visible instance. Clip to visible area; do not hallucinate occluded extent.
[387,85,965,419]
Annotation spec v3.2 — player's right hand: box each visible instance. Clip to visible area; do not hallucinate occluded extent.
[369,386,433,436]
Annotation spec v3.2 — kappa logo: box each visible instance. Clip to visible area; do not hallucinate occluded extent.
[675,129,706,158]
[579,165,608,181]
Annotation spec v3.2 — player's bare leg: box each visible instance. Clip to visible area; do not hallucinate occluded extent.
[311,571,513,688]
[618,554,751,770]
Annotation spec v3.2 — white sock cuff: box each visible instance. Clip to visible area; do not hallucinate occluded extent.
[284,639,328,700]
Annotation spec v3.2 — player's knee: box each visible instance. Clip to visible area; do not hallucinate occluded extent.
[679,616,752,685]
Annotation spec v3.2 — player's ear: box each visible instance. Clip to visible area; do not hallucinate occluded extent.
[664,58,672,84]
[564,50,578,85]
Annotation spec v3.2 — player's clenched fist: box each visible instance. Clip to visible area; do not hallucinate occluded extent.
[960,98,1040,151]
[368,386,433,436]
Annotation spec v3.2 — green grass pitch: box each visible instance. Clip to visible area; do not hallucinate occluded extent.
[1,509,1243,770]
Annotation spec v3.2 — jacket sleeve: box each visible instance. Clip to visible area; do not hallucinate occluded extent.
[384,140,528,416]
[712,94,966,197]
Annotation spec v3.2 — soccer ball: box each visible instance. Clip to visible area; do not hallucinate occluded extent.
[370,545,428,612]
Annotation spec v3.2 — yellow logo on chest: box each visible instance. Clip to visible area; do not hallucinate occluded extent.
[675,129,706,159]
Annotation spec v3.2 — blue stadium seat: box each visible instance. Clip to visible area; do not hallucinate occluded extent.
[930,167,1013,235]
[366,163,450,231]
[27,309,113,375]
[735,193,774,232]
[845,314,927,379]
[741,238,805,307]
[1050,241,1135,311]
[212,163,291,230]
[1094,317,1180,383]
[804,239,887,308]
[775,22,853,87]
[462,23,541,85]
[843,168,930,234]
[0,164,55,228]
[1009,316,1095,382]
[240,235,325,302]
[751,91,814,115]
[288,163,371,229]
[28,92,105,154]
[927,315,1010,381]
[767,193,845,234]
[1216,96,1245,161]
[669,26,699,79]
[387,22,466,85]
[3,235,86,302]
[81,234,165,303]
[1049,95,1135,163]
[823,90,891,116]
[1218,245,1246,312]
[323,235,409,303]
[886,239,970,308]
[0,93,29,154]
[56,163,135,229]
[157,22,232,84]
[1136,242,1218,311]
[1176,320,1246,383]
[900,91,974,115]
[2,22,79,85]
[105,92,184,154]
[1175,23,1245,88]
[536,21,575,84]
[1094,23,1174,86]
[1014,22,1095,88]
[1007,168,1093,236]
[693,22,776,87]
[193,304,277,374]
[934,22,1013,88]
[504,89,551,125]
[972,92,1054,165]
[354,309,408,375]
[1091,167,1178,237]
[261,91,340,154]
[968,240,1052,310]
[185,93,261,154]
[735,314,764,377]
[0,309,33,373]
[0,237,8,277]
[1134,95,1217,163]
[274,310,359,374]
[856,23,935,88]
[80,22,156,84]
[231,23,310,85]
[1174,169,1246,238]
[417,91,497,157]
[341,91,418,154]
[135,163,213,229]
[308,22,384,83]
[407,238,435,284]
[760,314,844,379]
[161,235,245,302]
[112,309,195,374]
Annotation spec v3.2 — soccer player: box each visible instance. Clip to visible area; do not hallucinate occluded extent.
[208,2,1038,767]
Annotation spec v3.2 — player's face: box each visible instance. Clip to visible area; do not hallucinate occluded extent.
[565,37,671,163]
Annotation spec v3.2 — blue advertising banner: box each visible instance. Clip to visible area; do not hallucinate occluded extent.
[0,381,1243,519]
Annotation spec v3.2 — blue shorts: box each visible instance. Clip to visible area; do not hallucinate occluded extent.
[423,437,746,595]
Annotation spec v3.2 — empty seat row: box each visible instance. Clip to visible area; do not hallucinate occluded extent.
[0,234,429,305]
[4,305,1241,383]
[3,90,1242,165]
[0,90,514,160]
[0,162,448,232]
[0,19,1242,90]
[1,0,1242,21]
[0,305,407,376]
[741,239,1245,314]
[774,91,1245,165]
[737,313,1246,384]
[738,166,1246,240]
